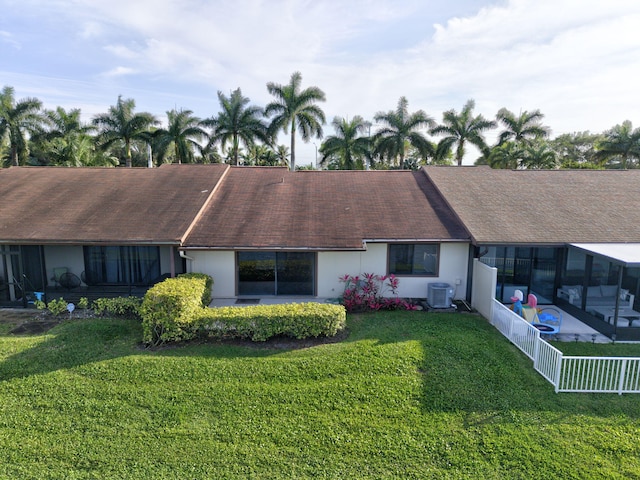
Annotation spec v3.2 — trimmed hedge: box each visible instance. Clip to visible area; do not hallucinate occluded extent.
[194,303,347,342]
[177,272,213,307]
[140,274,211,345]
[139,274,346,345]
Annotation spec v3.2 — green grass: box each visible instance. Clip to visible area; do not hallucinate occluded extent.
[1,311,640,479]
[553,340,640,357]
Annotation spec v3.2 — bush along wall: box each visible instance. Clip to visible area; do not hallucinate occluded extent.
[140,274,210,345]
[194,303,347,342]
[139,274,346,346]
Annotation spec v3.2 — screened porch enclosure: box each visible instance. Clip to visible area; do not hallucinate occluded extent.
[0,245,46,307]
[237,252,316,296]
[557,244,640,340]
[479,246,558,305]
[480,243,640,341]
[83,246,161,286]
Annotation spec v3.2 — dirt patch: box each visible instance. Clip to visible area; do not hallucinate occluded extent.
[0,308,61,335]
[10,320,61,335]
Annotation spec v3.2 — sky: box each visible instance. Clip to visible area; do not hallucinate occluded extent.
[2,0,640,166]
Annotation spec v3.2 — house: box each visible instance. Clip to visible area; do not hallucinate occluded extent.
[0,164,471,306]
[423,166,640,340]
[1,164,639,340]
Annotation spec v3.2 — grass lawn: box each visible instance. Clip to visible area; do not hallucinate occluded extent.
[1,310,639,479]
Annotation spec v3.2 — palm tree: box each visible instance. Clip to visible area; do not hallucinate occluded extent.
[92,95,158,168]
[595,120,640,169]
[431,99,496,166]
[265,72,326,171]
[33,106,98,166]
[487,142,523,169]
[273,144,290,168]
[319,116,370,170]
[242,144,281,166]
[521,141,557,169]
[496,108,549,146]
[203,88,270,166]
[0,85,43,166]
[551,131,603,169]
[154,109,207,164]
[373,97,434,169]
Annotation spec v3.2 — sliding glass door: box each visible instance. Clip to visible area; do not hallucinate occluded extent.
[237,252,315,296]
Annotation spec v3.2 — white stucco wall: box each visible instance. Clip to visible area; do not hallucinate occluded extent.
[318,242,470,299]
[187,250,236,297]
[188,242,471,300]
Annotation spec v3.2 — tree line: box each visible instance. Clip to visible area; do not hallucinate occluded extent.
[1,73,639,170]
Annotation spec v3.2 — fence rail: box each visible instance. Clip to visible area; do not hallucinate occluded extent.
[490,299,640,394]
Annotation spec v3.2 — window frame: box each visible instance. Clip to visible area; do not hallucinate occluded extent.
[387,243,440,277]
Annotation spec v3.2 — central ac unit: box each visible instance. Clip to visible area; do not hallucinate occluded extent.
[427,282,454,308]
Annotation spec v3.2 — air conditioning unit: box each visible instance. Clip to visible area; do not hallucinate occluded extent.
[427,282,454,309]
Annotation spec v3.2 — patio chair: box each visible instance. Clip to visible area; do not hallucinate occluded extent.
[51,267,68,287]
[58,272,81,291]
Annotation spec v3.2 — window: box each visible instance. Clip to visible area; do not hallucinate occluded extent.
[388,244,438,276]
[237,252,315,295]
[83,246,160,285]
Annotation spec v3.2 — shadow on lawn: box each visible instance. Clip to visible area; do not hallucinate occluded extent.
[0,316,305,382]
[3,312,640,418]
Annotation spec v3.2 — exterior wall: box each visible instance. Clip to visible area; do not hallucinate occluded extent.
[318,242,470,299]
[188,250,236,297]
[188,242,470,300]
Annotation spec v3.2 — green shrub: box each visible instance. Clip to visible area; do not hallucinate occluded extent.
[140,275,212,345]
[140,274,345,346]
[194,303,347,342]
[92,297,142,319]
[47,297,68,316]
[78,297,89,310]
[178,272,213,307]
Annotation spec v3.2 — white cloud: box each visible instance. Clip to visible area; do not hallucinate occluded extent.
[3,0,640,165]
[101,66,138,77]
[0,30,20,49]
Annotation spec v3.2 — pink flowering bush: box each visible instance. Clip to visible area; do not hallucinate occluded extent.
[339,273,418,313]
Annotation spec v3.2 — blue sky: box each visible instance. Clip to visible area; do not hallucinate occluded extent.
[2,0,640,165]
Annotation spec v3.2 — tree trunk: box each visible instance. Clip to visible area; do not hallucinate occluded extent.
[290,120,296,171]
[456,140,465,167]
[11,144,19,166]
[125,139,132,168]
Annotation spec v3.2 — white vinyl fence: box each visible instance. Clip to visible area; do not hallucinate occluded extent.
[490,300,640,394]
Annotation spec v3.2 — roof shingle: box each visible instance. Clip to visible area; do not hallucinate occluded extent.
[183,167,469,249]
[423,166,640,244]
[0,164,229,244]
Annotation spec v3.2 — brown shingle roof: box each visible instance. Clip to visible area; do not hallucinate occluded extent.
[423,166,640,244]
[183,167,469,249]
[0,164,229,244]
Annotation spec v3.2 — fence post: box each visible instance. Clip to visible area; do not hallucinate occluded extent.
[507,311,514,341]
[533,334,540,369]
[554,352,563,393]
[618,359,628,395]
